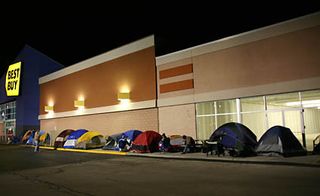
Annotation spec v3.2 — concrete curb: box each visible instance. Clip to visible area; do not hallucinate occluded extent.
[126,153,320,168]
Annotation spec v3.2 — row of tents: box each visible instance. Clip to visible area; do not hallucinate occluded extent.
[208,122,311,157]
[21,128,194,153]
[20,122,320,157]
[103,130,194,153]
[21,129,165,152]
[21,130,51,146]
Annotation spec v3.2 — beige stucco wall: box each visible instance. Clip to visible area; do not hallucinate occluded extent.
[156,22,320,141]
[193,26,320,99]
[41,108,158,144]
[158,104,196,138]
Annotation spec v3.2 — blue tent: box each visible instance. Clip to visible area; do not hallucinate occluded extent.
[25,130,45,145]
[123,130,142,143]
[26,131,35,145]
[209,122,257,156]
[63,129,88,148]
[256,126,307,157]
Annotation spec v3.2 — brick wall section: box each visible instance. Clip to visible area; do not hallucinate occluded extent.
[158,104,196,138]
[41,108,158,145]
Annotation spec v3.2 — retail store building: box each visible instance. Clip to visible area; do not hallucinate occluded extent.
[0,45,63,142]
[39,12,320,150]
[39,37,157,142]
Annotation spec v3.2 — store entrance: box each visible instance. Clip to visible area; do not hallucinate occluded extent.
[0,101,16,143]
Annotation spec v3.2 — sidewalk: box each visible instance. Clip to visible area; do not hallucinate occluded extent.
[126,151,320,167]
[37,145,320,167]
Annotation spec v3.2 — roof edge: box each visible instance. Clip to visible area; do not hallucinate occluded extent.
[156,12,320,66]
[39,35,154,84]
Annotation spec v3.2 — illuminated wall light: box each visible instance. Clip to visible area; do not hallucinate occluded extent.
[44,105,54,112]
[74,100,85,108]
[117,92,130,101]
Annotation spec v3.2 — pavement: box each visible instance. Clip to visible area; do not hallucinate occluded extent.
[35,145,320,168]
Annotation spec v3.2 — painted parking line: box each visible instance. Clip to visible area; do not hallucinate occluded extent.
[56,148,127,155]
[39,146,55,150]
[24,145,127,156]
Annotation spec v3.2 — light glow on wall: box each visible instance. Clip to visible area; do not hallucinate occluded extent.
[120,85,130,94]
[286,99,320,108]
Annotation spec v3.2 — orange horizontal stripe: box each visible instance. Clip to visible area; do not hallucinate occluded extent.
[160,79,194,93]
[159,64,193,79]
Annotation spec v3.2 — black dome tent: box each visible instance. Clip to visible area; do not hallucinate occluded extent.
[209,122,257,157]
[256,126,307,157]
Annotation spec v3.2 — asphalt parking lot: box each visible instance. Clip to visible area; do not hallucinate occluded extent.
[0,145,320,196]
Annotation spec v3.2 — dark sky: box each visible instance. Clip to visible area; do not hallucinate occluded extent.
[0,1,320,77]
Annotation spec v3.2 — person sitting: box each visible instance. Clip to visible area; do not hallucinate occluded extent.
[181,135,195,154]
[118,134,129,152]
[159,133,171,152]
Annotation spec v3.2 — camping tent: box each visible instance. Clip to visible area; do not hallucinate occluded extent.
[256,126,307,157]
[122,130,142,143]
[102,133,122,150]
[21,130,33,144]
[131,130,162,153]
[76,131,106,149]
[39,131,51,146]
[63,129,88,148]
[25,130,35,145]
[54,129,74,148]
[209,122,257,156]
[313,135,320,155]
[168,135,195,152]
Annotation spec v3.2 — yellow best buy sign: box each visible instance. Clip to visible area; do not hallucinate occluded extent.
[6,62,21,96]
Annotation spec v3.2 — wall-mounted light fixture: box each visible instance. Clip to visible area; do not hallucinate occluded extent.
[117,92,130,101]
[44,105,54,112]
[74,100,85,108]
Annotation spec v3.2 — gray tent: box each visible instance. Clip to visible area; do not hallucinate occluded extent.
[102,133,122,150]
[256,126,307,157]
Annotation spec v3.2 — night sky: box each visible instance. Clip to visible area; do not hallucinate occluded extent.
[0,1,319,77]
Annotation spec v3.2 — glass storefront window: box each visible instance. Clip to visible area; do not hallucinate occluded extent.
[196,116,215,140]
[241,96,265,112]
[266,92,300,110]
[196,102,215,140]
[301,90,320,151]
[216,99,237,113]
[196,99,237,140]
[196,90,320,151]
[196,102,215,115]
[242,112,266,140]
[216,114,237,127]
[0,101,16,141]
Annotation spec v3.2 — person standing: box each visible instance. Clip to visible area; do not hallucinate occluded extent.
[34,130,40,152]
